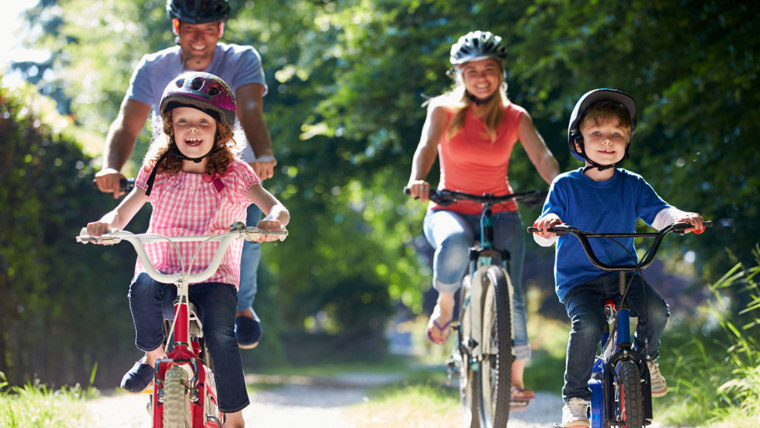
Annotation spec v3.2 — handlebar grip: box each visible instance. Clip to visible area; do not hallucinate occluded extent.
[527,225,570,236]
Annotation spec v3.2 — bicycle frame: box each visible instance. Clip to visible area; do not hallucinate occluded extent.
[77,223,286,428]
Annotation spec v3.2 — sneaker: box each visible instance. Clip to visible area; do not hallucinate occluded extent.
[647,360,668,397]
[562,397,590,428]
[120,357,154,393]
[235,310,262,349]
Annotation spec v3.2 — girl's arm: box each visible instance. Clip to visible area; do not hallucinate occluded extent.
[246,184,290,241]
[85,186,149,236]
[406,104,447,202]
[517,112,560,185]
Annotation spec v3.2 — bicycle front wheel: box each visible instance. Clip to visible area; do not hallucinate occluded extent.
[163,364,191,428]
[615,360,644,428]
[458,274,482,428]
[477,266,513,428]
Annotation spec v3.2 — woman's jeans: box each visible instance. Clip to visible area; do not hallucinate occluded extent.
[423,209,530,359]
[238,204,262,313]
[128,272,250,412]
[561,273,669,401]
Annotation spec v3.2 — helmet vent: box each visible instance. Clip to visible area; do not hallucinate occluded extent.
[208,85,221,96]
[175,78,185,88]
[191,77,204,91]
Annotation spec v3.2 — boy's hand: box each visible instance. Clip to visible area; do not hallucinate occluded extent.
[676,212,705,234]
[255,220,287,242]
[406,180,431,202]
[532,214,563,239]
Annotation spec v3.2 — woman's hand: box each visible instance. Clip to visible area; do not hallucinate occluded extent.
[406,180,431,202]
[532,214,563,240]
[676,212,705,234]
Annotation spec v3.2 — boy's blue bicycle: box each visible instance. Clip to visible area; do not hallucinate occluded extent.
[529,221,710,428]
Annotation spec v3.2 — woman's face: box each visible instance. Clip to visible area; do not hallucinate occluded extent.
[458,58,503,100]
[172,106,217,161]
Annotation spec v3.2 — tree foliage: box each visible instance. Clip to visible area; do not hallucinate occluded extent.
[5,0,760,384]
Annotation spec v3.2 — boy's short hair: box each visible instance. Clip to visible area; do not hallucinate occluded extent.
[580,101,633,138]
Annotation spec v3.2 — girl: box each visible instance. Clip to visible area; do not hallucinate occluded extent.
[405,30,559,408]
[85,71,289,427]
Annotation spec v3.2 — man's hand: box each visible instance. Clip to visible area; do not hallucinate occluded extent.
[95,168,126,199]
[250,157,277,181]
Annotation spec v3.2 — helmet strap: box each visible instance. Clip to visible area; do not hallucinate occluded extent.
[144,144,221,196]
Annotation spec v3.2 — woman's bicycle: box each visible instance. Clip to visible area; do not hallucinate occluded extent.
[77,222,287,428]
[528,221,710,428]
[409,188,545,428]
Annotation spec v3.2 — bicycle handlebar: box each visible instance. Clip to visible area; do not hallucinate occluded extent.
[92,177,135,193]
[76,222,288,284]
[526,221,712,272]
[404,187,547,209]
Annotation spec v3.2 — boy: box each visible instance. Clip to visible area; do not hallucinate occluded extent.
[531,89,705,428]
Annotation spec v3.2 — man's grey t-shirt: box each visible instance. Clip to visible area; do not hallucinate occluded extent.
[127,43,267,162]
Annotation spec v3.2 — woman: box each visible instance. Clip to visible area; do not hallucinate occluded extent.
[406,30,559,406]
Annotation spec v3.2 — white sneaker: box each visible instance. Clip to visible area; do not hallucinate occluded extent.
[647,360,668,397]
[562,397,590,428]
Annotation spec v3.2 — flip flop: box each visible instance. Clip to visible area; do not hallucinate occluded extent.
[426,305,452,344]
[510,385,535,411]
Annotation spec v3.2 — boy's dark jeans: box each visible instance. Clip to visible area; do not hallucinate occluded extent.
[128,272,250,412]
[561,273,669,402]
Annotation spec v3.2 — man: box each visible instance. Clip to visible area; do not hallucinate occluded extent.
[95,0,274,349]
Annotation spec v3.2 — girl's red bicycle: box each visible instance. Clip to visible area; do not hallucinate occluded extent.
[77,222,286,428]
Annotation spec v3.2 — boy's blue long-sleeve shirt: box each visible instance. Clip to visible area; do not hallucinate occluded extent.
[541,168,670,302]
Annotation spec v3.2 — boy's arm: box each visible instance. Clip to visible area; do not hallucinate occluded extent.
[652,207,705,233]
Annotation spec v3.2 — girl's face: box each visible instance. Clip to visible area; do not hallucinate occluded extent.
[172,106,217,167]
[458,58,503,100]
[578,116,630,166]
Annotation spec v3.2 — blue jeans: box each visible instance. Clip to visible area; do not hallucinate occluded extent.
[238,204,262,313]
[128,272,250,413]
[423,209,530,359]
[561,273,670,401]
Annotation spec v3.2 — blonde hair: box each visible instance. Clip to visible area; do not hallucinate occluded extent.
[430,61,509,142]
[144,109,243,176]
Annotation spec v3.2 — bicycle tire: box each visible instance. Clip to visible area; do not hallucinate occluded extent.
[477,266,513,428]
[615,360,644,428]
[458,275,482,428]
[163,364,190,428]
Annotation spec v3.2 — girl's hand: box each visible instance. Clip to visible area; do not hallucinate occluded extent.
[532,214,563,239]
[255,219,286,242]
[86,221,111,237]
[406,180,431,202]
[676,212,705,234]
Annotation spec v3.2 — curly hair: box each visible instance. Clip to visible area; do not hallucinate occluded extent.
[143,109,243,176]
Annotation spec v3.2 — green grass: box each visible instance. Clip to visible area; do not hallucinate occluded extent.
[0,373,97,428]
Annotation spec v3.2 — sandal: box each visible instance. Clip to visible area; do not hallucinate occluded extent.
[510,385,535,411]
[426,305,452,344]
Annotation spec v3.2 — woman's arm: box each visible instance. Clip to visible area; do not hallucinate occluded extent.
[517,112,560,185]
[406,104,448,202]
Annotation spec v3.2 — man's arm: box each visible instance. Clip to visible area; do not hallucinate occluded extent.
[95,98,151,198]
[236,83,276,180]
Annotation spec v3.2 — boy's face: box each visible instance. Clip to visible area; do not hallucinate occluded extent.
[172,106,217,160]
[577,116,630,166]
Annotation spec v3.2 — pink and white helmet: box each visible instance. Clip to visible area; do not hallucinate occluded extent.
[159,71,236,128]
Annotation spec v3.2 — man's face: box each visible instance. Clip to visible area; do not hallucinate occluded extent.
[175,20,221,69]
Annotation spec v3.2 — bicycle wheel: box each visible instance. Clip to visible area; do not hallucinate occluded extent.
[615,360,644,428]
[458,274,482,428]
[163,364,190,428]
[477,266,513,428]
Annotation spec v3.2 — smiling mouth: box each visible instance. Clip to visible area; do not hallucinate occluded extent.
[185,138,203,147]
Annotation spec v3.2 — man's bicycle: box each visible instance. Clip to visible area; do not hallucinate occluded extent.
[409,188,545,428]
[528,221,710,428]
[77,223,287,428]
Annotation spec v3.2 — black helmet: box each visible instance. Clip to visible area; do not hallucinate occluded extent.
[450,30,508,66]
[166,0,230,24]
[567,88,636,167]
